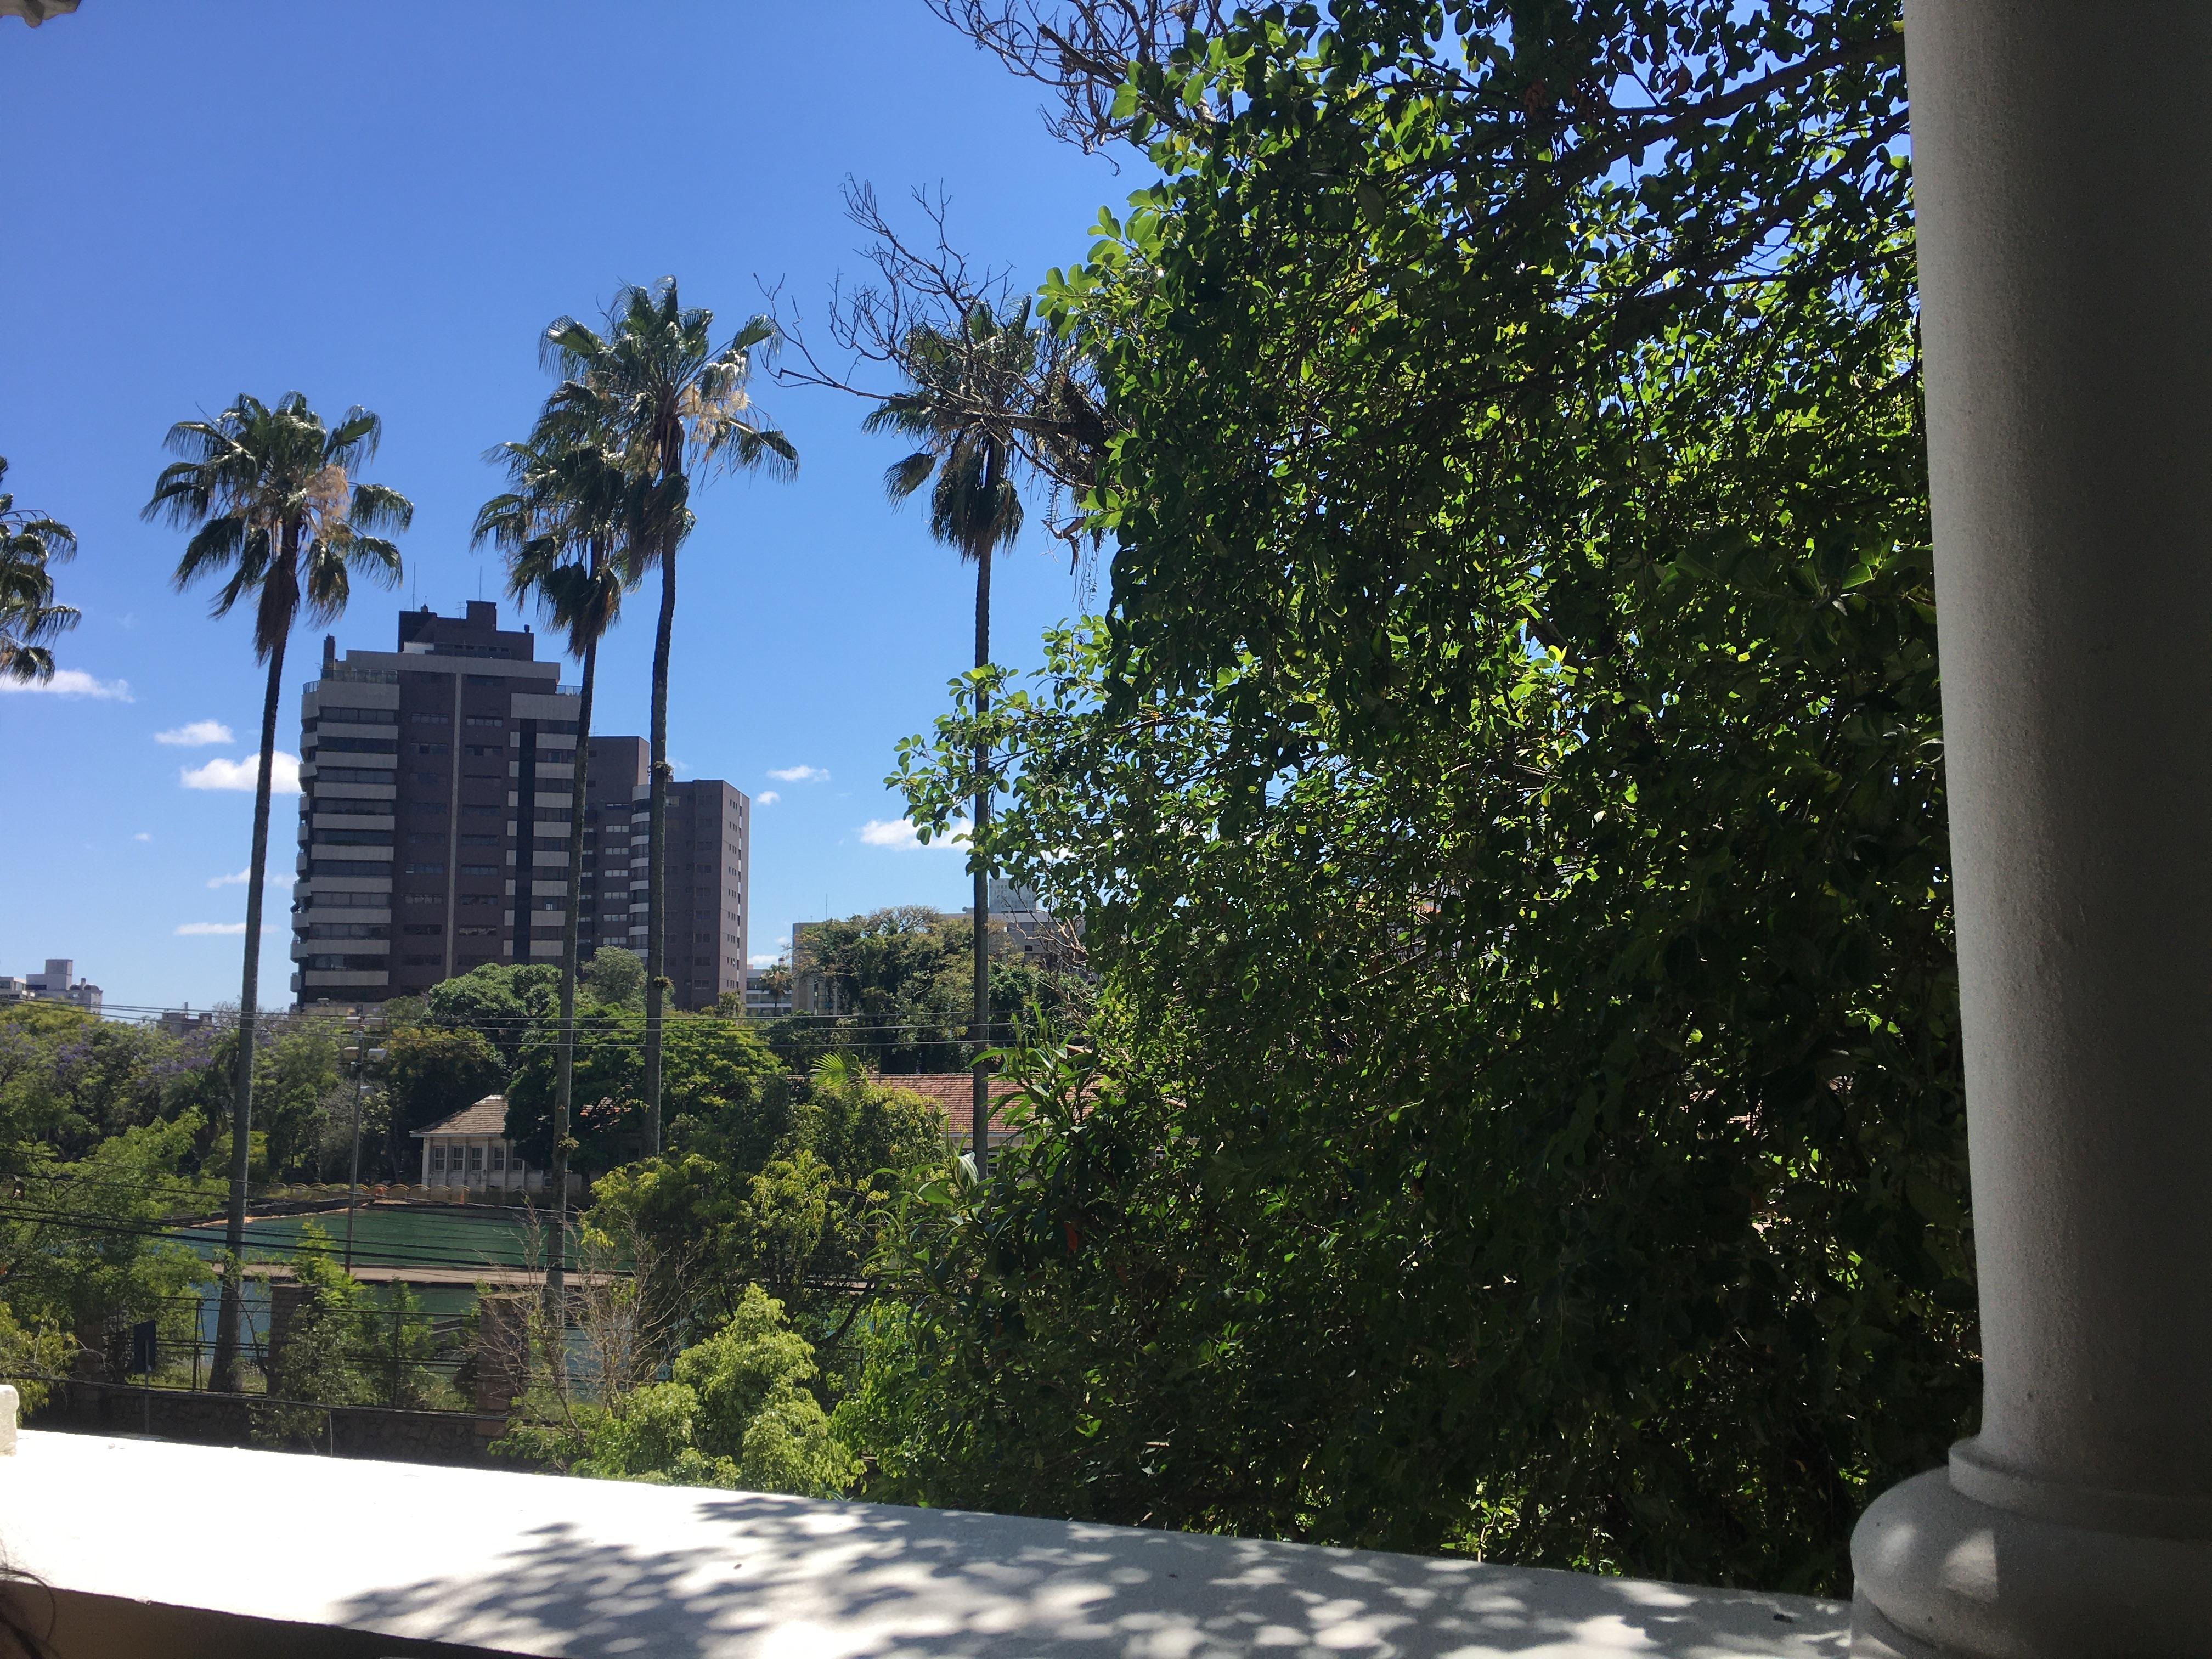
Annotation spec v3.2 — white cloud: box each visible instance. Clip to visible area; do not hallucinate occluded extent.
[769,764,829,783]
[206,867,279,888]
[755,790,780,806]
[155,719,234,747]
[0,669,132,701]
[175,922,246,936]
[747,953,781,968]
[133,832,152,843]
[181,752,301,794]
[859,816,970,851]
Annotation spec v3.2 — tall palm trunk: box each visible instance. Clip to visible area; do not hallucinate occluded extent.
[643,543,675,1155]
[546,577,600,1348]
[210,625,288,1392]
[970,444,1002,1180]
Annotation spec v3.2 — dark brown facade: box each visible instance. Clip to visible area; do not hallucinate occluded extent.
[292,601,748,1012]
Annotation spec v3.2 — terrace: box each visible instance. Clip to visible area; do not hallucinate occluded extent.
[2,1394,1848,1659]
[5,6,2207,1659]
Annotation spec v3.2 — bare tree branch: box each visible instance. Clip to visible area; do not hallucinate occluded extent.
[775,181,1114,566]
[925,0,1235,153]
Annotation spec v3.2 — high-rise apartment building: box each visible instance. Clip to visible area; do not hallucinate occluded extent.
[573,737,751,1011]
[292,601,749,1011]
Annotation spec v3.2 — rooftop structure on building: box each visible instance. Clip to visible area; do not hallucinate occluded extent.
[0,959,102,1014]
[292,600,749,1012]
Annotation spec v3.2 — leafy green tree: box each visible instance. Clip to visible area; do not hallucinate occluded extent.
[0,456,78,683]
[498,1286,855,1497]
[539,279,797,1156]
[0,1115,215,1353]
[249,1016,347,1182]
[143,391,412,1391]
[865,0,1960,1596]
[419,962,556,1066]
[0,1003,208,1160]
[379,1025,505,1172]
[505,1009,785,1178]
[866,304,1044,1175]
[581,947,646,1011]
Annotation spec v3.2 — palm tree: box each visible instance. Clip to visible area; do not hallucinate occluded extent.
[0,456,79,682]
[865,298,1041,1178]
[538,279,796,1154]
[143,393,412,1391]
[473,422,634,1325]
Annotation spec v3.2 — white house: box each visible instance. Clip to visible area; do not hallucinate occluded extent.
[411,1094,538,1193]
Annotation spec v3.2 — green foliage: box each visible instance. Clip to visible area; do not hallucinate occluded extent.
[0,1114,215,1336]
[380,1025,506,1142]
[583,1056,941,1334]
[420,963,557,1065]
[0,454,80,684]
[498,1286,855,1497]
[506,1008,785,1176]
[252,1016,348,1181]
[582,947,646,1011]
[765,907,1085,1071]
[253,1226,453,1444]
[0,1003,213,1161]
[0,1304,70,1413]
[867,0,1965,1596]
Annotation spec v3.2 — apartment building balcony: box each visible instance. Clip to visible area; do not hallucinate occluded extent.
[2,1410,1845,1659]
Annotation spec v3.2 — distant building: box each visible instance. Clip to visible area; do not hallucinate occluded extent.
[410,1093,544,1193]
[294,601,749,1012]
[157,1005,218,1039]
[2,960,101,1013]
[744,966,791,1021]
[572,737,751,1013]
[988,879,1083,974]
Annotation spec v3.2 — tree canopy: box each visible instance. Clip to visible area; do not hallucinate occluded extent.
[862,0,1961,1596]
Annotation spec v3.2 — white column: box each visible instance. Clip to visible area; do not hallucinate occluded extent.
[1852,6,2212,1654]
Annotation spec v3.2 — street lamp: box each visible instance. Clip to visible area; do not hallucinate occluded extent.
[340,1013,387,1272]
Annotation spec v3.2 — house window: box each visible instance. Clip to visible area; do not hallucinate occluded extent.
[430,1146,447,1173]
[467,1144,484,1171]
[489,1146,506,1172]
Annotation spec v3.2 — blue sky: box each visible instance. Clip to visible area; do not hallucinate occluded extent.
[0,2,1130,1012]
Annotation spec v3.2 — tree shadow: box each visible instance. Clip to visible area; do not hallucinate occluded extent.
[331,1486,1851,1658]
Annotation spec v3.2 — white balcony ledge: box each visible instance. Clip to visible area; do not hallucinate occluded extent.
[3,1429,1844,1659]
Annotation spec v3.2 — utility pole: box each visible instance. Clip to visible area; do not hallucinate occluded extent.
[340,1012,386,1272]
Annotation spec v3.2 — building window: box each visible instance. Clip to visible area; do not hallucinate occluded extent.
[403,893,443,906]
[467,1145,485,1170]
[414,742,449,755]
[489,1146,506,1172]
[465,716,503,729]
[460,863,499,876]
[431,1146,446,1173]
[403,862,445,876]
[402,924,442,937]
[460,833,500,848]
[412,712,450,726]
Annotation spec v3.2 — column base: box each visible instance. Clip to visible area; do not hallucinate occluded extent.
[1850,1465,2212,1657]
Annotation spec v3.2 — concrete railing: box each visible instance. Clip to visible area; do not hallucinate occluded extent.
[0,1392,1844,1659]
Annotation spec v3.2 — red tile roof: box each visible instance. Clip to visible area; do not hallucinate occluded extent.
[880,1074,1027,1142]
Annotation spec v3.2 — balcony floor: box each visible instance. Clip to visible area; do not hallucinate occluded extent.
[3,1429,1847,1658]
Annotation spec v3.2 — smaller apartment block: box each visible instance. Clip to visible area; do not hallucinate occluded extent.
[292,601,748,1012]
